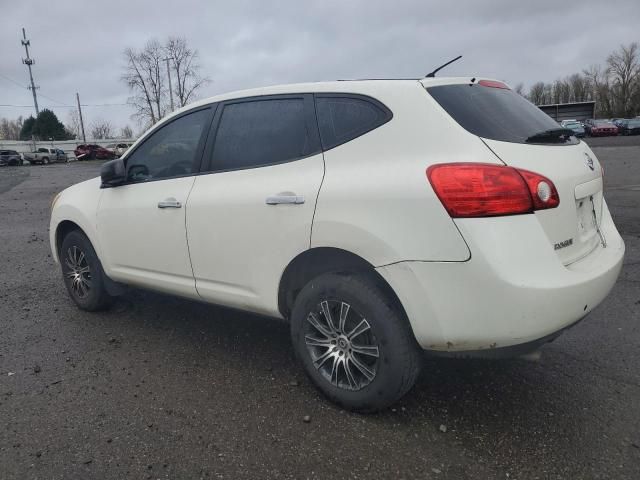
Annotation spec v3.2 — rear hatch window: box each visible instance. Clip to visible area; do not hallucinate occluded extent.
[427,82,578,145]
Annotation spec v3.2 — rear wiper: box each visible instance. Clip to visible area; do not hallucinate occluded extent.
[525,128,575,143]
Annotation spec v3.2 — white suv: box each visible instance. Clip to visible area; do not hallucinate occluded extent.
[50,78,625,411]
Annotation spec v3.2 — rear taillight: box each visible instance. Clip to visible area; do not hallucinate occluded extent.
[426,163,559,218]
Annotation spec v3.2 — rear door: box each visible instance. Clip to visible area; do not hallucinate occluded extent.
[186,94,324,317]
[426,80,605,265]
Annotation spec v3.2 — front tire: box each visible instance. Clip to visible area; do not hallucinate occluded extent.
[60,230,112,311]
[42,157,49,165]
[290,273,422,412]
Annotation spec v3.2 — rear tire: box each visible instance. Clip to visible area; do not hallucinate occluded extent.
[60,230,112,311]
[290,272,422,412]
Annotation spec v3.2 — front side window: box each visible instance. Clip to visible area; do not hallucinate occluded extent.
[210,98,313,171]
[315,95,392,150]
[125,108,209,182]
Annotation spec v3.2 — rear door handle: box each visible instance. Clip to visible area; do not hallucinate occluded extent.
[157,198,182,209]
[265,194,305,205]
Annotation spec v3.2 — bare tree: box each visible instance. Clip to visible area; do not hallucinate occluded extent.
[90,119,114,139]
[122,39,167,126]
[567,73,592,102]
[0,116,23,140]
[120,125,134,139]
[66,110,82,139]
[0,118,11,140]
[165,37,211,108]
[528,82,546,105]
[123,37,210,125]
[583,64,614,117]
[607,43,640,117]
[513,82,525,96]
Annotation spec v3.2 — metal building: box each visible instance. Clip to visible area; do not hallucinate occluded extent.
[537,101,596,122]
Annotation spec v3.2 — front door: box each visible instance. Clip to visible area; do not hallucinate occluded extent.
[186,95,324,316]
[97,107,212,299]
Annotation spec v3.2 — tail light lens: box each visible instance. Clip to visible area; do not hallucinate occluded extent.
[426,163,559,218]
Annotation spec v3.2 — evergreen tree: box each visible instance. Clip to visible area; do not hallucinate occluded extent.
[32,109,74,140]
[19,116,36,140]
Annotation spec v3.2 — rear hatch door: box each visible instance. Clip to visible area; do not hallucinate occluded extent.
[483,139,604,264]
[425,79,605,265]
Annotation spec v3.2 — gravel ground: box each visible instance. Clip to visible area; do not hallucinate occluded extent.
[0,143,639,479]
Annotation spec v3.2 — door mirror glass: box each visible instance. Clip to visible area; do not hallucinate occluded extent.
[100,158,126,188]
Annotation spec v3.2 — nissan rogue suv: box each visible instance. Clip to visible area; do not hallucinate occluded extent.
[49,78,625,411]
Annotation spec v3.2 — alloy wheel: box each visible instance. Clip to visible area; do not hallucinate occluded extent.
[64,245,92,298]
[304,300,380,391]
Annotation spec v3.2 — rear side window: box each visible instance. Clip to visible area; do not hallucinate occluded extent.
[210,98,315,171]
[315,95,392,150]
[428,83,578,145]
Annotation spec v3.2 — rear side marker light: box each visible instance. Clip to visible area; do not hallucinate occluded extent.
[426,163,560,218]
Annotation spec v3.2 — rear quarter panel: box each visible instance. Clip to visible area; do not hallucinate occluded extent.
[311,82,501,265]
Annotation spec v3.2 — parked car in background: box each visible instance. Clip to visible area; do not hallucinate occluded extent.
[616,118,640,135]
[23,147,68,164]
[105,142,134,157]
[74,144,116,160]
[0,150,22,166]
[560,120,585,137]
[50,77,624,411]
[584,119,618,137]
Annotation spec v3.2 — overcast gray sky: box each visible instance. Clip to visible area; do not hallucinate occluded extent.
[1,0,638,134]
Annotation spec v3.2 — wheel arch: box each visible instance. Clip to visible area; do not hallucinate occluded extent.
[55,220,86,259]
[277,247,408,322]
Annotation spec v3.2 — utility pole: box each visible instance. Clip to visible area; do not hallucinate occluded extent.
[163,57,174,112]
[21,28,39,116]
[76,92,86,143]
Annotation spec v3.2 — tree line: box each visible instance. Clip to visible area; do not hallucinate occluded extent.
[0,109,134,142]
[522,42,640,118]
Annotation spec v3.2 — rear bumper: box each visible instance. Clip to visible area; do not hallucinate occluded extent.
[377,202,624,352]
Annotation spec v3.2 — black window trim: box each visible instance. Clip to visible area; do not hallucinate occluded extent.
[116,103,217,186]
[200,93,322,175]
[313,93,393,151]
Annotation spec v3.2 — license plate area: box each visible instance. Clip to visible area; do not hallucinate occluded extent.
[576,198,597,243]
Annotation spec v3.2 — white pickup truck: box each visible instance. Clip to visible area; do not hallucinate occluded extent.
[23,148,68,165]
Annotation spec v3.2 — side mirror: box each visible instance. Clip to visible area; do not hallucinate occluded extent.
[100,158,126,188]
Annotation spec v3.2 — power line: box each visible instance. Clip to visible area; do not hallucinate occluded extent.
[0,72,26,89]
[0,102,128,108]
[0,73,70,105]
[2,66,128,109]
[37,91,68,105]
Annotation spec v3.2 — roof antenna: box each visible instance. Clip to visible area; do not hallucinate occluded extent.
[425,55,462,78]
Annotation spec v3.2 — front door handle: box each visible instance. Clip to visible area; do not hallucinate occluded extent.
[157,197,182,209]
[265,194,305,205]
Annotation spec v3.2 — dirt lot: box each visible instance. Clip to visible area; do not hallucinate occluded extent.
[0,140,639,479]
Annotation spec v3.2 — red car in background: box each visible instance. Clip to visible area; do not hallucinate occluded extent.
[584,119,618,137]
[74,144,116,160]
